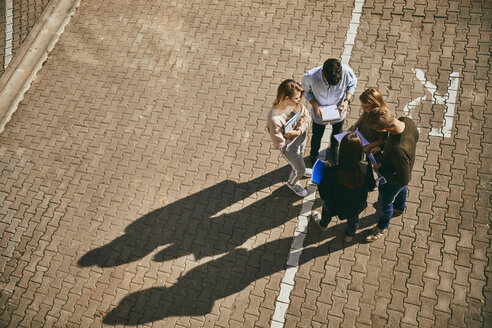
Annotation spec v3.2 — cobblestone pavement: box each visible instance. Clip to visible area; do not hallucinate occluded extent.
[0,0,491,327]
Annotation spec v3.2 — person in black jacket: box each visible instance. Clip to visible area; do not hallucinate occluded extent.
[313,132,376,242]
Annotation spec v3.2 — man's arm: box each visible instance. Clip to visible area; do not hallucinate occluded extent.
[302,74,322,117]
[363,139,385,153]
[301,74,314,103]
[338,92,353,116]
[308,99,322,118]
[338,66,357,116]
[350,112,364,131]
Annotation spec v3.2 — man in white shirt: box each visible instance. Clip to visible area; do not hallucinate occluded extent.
[302,58,358,164]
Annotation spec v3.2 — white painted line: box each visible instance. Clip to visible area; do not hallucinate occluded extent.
[430,72,460,138]
[4,0,13,70]
[271,319,285,328]
[272,302,289,323]
[290,231,305,250]
[404,68,460,138]
[278,283,294,303]
[354,1,364,12]
[271,1,365,326]
[286,248,302,267]
[346,33,357,45]
[341,0,365,65]
[281,266,298,285]
[403,69,429,120]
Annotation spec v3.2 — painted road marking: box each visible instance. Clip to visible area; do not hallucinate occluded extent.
[270,0,366,326]
[4,0,13,70]
[403,68,460,138]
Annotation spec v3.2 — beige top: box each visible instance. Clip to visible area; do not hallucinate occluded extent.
[266,104,311,149]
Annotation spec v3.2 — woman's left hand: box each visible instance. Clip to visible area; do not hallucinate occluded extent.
[372,163,382,173]
[370,147,381,154]
[295,117,305,130]
[284,130,301,139]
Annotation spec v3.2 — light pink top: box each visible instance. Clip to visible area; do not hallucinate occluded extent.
[266,104,311,149]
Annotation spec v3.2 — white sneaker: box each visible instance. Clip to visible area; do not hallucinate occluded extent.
[304,168,313,178]
[311,211,328,231]
[287,182,308,197]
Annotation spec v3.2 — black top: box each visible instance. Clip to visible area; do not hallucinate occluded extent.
[379,117,419,186]
[318,162,376,219]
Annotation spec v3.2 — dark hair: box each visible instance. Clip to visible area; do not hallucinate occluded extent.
[337,133,364,189]
[366,106,394,131]
[273,79,304,108]
[322,59,342,85]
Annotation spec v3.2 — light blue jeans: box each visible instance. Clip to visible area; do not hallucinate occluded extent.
[281,131,307,185]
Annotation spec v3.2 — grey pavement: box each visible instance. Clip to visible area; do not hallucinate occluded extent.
[0,0,491,327]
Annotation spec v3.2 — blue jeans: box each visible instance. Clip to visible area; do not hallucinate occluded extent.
[377,182,407,229]
[319,203,359,236]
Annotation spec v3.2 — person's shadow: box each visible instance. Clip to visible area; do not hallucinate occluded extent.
[102,211,379,325]
[78,164,304,268]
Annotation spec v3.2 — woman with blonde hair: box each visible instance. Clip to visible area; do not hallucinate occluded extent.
[267,79,312,197]
[351,88,389,154]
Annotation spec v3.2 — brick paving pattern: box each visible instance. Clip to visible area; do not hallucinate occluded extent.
[0,0,491,327]
[0,0,52,75]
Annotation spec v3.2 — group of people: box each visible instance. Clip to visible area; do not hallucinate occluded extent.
[267,58,419,242]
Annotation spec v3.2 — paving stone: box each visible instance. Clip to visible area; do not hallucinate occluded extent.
[0,0,491,327]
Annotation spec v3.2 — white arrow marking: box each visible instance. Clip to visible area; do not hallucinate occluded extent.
[403,68,459,138]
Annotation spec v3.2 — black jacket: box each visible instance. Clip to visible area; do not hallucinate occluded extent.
[379,117,419,185]
[318,162,375,219]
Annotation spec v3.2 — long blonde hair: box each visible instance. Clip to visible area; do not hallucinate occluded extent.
[359,88,388,110]
[273,79,304,108]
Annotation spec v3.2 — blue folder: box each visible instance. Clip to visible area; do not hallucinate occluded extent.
[311,159,326,184]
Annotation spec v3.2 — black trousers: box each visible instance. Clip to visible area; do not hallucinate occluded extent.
[319,202,359,236]
[310,120,344,159]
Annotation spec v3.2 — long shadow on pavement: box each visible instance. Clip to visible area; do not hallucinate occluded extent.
[78,165,300,267]
[103,212,379,325]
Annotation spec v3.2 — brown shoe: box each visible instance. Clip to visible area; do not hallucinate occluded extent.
[365,227,384,242]
[392,208,404,217]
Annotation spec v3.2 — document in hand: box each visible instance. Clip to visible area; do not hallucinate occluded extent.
[320,105,340,122]
[284,111,301,133]
[334,129,369,146]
